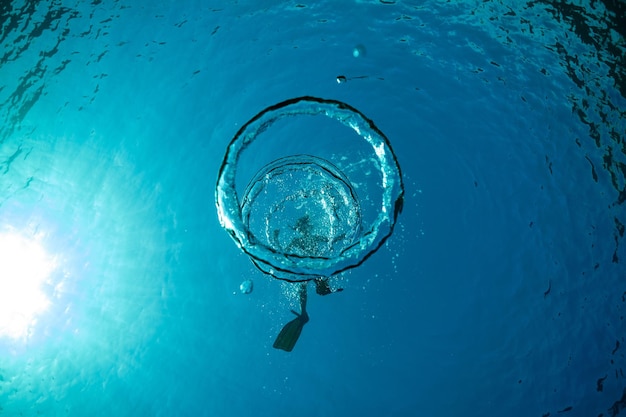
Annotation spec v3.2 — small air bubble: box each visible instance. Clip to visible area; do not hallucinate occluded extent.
[353,44,366,58]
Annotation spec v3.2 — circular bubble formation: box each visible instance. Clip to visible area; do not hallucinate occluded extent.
[242,155,362,260]
[216,96,404,281]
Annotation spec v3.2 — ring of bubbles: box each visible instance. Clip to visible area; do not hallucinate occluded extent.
[216,96,404,282]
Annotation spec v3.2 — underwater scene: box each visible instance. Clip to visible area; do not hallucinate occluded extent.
[0,0,625,416]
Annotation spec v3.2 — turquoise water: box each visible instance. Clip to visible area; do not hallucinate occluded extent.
[1,1,625,416]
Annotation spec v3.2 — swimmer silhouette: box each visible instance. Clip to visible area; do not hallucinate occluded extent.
[216,97,404,352]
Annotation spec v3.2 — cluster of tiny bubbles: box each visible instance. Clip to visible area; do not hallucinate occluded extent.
[331,273,347,291]
[280,280,302,309]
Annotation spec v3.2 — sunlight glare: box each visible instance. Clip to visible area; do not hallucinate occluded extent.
[0,231,56,340]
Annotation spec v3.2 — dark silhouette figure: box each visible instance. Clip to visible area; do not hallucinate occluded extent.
[273,283,309,352]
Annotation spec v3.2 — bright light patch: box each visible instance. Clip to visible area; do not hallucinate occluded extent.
[0,232,55,340]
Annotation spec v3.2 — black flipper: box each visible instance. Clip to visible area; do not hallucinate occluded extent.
[273,283,309,352]
[273,309,309,352]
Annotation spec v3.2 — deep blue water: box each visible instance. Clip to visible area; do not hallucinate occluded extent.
[1,1,625,416]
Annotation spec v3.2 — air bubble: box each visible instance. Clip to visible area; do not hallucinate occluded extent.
[353,44,366,58]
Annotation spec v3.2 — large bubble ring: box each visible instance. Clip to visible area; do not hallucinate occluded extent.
[216,96,404,282]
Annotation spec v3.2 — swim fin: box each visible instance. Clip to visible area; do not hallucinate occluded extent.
[273,309,309,352]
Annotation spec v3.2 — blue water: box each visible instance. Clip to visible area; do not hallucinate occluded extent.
[1,1,625,416]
